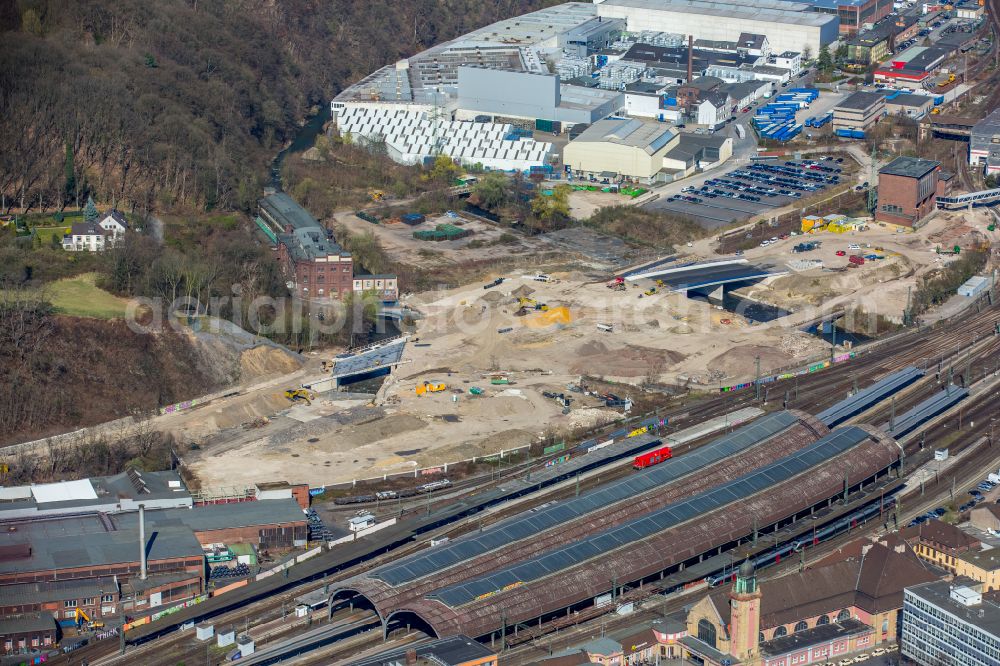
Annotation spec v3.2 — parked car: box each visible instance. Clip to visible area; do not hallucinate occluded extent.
[836,250,847,256]
[848,243,861,250]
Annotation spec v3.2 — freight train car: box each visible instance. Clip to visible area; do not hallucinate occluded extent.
[634,446,673,469]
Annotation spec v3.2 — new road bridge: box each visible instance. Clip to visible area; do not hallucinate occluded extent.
[625,258,787,302]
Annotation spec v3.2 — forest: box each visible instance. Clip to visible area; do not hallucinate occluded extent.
[0,0,558,216]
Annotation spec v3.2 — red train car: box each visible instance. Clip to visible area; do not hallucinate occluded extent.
[633,446,672,469]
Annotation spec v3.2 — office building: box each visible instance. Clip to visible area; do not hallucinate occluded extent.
[902,581,1000,666]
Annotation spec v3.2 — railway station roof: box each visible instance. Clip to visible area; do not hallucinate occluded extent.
[426,426,879,608]
[815,365,924,427]
[372,411,804,588]
[886,385,967,438]
[401,426,900,638]
[351,634,496,666]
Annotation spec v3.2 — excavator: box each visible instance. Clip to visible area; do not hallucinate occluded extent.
[284,389,316,406]
[606,276,625,291]
[517,297,549,311]
[368,189,385,202]
[76,608,103,630]
[415,382,447,396]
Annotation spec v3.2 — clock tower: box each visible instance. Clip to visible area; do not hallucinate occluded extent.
[729,559,762,664]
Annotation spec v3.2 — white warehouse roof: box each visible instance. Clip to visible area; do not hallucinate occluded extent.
[31,479,98,504]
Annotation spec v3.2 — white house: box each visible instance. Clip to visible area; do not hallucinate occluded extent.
[773,51,803,76]
[96,210,129,236]
[696,93,732,130]
[63,210,129,252]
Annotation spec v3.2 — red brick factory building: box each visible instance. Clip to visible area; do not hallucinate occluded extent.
[875,156,952,228]
[0,473,310,653]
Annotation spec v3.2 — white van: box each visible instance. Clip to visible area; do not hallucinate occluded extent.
[597,323,614,333]
[532,274,552,282]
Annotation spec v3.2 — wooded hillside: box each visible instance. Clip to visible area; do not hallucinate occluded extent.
[0,0,557,215]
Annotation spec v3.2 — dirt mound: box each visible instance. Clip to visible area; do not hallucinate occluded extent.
[240,345,303,379]
[479,291,504,304]
[570,340,685,377]
[707,345,791,378]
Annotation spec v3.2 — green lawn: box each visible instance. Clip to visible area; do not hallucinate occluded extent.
[44,273,130,319]
[33,225,71,245]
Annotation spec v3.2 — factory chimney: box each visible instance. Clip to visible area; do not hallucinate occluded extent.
[687,35,694,84]
[139,504,147,580]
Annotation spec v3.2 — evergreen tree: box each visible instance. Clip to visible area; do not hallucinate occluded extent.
[818,45,834,72]
[84,195,98,223]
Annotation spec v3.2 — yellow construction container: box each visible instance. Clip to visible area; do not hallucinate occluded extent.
[801,215,824,233]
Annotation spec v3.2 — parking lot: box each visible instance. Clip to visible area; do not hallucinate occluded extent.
[651,157,847,227]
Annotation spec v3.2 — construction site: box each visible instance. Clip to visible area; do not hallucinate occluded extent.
[178,194,996,494]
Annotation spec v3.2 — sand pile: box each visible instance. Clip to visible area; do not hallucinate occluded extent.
[570,340,685,377]
[240,345,303,379]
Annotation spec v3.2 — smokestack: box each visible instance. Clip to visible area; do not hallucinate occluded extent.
[139,504,147,580]
[687,35,694,84]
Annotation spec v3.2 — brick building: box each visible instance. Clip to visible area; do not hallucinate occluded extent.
[257,193,354,300]
[875,156,951,228]
[257,193,400,302]
[0,498,307,629]
[0,613,57,655]
[900,518,983,573]
[681,536,937,666]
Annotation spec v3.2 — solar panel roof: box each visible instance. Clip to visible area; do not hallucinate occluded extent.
[428,425,871,607]
[373,411,795,587]
[816,366,924,427]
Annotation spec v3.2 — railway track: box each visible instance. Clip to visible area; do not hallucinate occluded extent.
[65,296,998,666]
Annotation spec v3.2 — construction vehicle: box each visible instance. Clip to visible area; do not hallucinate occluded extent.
[284,389,316,406]
[655,279,665,288]
[368,189,385,202]
[75,608,103,630]
[644,287,658,296]
[415,382,447,396]
[490,374,510,385]
[606,276,625,291]
[517,297,548,311]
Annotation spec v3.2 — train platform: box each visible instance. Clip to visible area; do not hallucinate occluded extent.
[816,366,924,427]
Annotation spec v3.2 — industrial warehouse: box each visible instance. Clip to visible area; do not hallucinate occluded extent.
[329,1,823,174]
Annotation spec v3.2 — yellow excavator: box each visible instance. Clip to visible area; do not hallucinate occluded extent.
[76,608,103,629]
[517,297,549,311]
[284,389,316,406]
[368,189,385,202]
[415,382,447,396]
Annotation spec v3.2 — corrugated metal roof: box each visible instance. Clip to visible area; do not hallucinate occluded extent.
[816,366,924,427]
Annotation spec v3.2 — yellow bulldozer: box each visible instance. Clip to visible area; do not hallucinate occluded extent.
[415,382,447,396]
[284,389,316,406]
